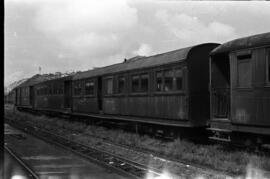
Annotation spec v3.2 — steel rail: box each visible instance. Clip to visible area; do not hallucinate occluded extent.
[4,146,40,179]
[5,118,162,179]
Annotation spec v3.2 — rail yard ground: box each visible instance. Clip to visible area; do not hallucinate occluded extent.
[4,105,270,179]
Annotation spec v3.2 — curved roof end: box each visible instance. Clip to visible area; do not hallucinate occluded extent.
[211,32,270,55]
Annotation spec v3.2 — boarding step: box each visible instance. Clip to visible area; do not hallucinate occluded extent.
[209,136,231,142]
[207,128,232,133]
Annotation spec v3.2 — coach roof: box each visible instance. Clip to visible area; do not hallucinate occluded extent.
[17,74,72,88]
[73,43,218,80]
[211,32,270,55]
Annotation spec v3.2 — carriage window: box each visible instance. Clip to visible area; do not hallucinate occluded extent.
[43,87,46,95]
[156,71,163,91]
[105,78,113,94]
[237,54,252,88]
[48,86,52,95]
[44,87,47,95]
[53,85,57,95]
[74,81,83,95]
[118,76,125,94]
[85,80,94,95]
[56,85,60,94]
[267,49,270,83]
[57,85,61,94]
[175,68,183,90]
[164,69,174,91]
[141,74,149,92]
[59,86,63,94]
[132,75,140,92]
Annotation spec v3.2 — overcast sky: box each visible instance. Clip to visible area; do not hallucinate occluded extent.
[4,0,270,86]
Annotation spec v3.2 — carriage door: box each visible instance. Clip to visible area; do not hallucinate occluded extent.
[29,86,34,107]
[211,54,230,120]
[64,81,71,108]
[97,77,103,112]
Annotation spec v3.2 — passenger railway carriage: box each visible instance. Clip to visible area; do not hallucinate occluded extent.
[5,89,16,104]
[12,32,270,143]
[71,43,219,136]
[15,75,50,110]
[34,76,73,114]
[209,32,270,144]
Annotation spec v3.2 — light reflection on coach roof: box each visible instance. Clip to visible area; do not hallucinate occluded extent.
[72,43,219,80]
[211,32,270,55]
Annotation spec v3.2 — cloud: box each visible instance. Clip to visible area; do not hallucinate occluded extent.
[133,43,153,56]
[4,70,24,86]
[5,1,270,86]
[155,10,236,45]
[33,0,138,58]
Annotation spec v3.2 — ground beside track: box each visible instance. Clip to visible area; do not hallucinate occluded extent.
[4,123,130,179]
[4,148,37,179]
[5,106,270,178]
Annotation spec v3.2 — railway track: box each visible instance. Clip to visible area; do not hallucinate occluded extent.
[5,116,236,179]
[4,146,39,179]
[39,121,233,177]
[5,117,163,179]
[7,106,270,177]
[19,108,270,155]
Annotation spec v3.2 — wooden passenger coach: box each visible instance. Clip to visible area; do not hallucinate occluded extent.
[209,32,270,144]
[15,75,50,110]
[72,43,219,132]
[34,76,73,114]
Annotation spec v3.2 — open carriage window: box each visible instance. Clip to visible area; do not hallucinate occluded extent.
[237,53,252,88]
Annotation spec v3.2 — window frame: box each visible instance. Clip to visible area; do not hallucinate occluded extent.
[236,51,253,89]
[131,74,140,93]
[53,83,57,95]
[130,72,149,94]
[85,79,95,96]
[155,71,163,92]
[266,48,270,86]
[140,73,149,92]
[174,67,184,91]
[164,69,174,92]
[154,66,185,94]
[73,80,84,96]
[104,77,114,96]
[117,76,126,94]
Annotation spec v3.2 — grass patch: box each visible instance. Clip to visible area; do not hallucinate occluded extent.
[4,107,270,175]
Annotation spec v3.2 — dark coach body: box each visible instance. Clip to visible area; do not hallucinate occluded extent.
[209,32,270,144]
[71,43,219,129]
